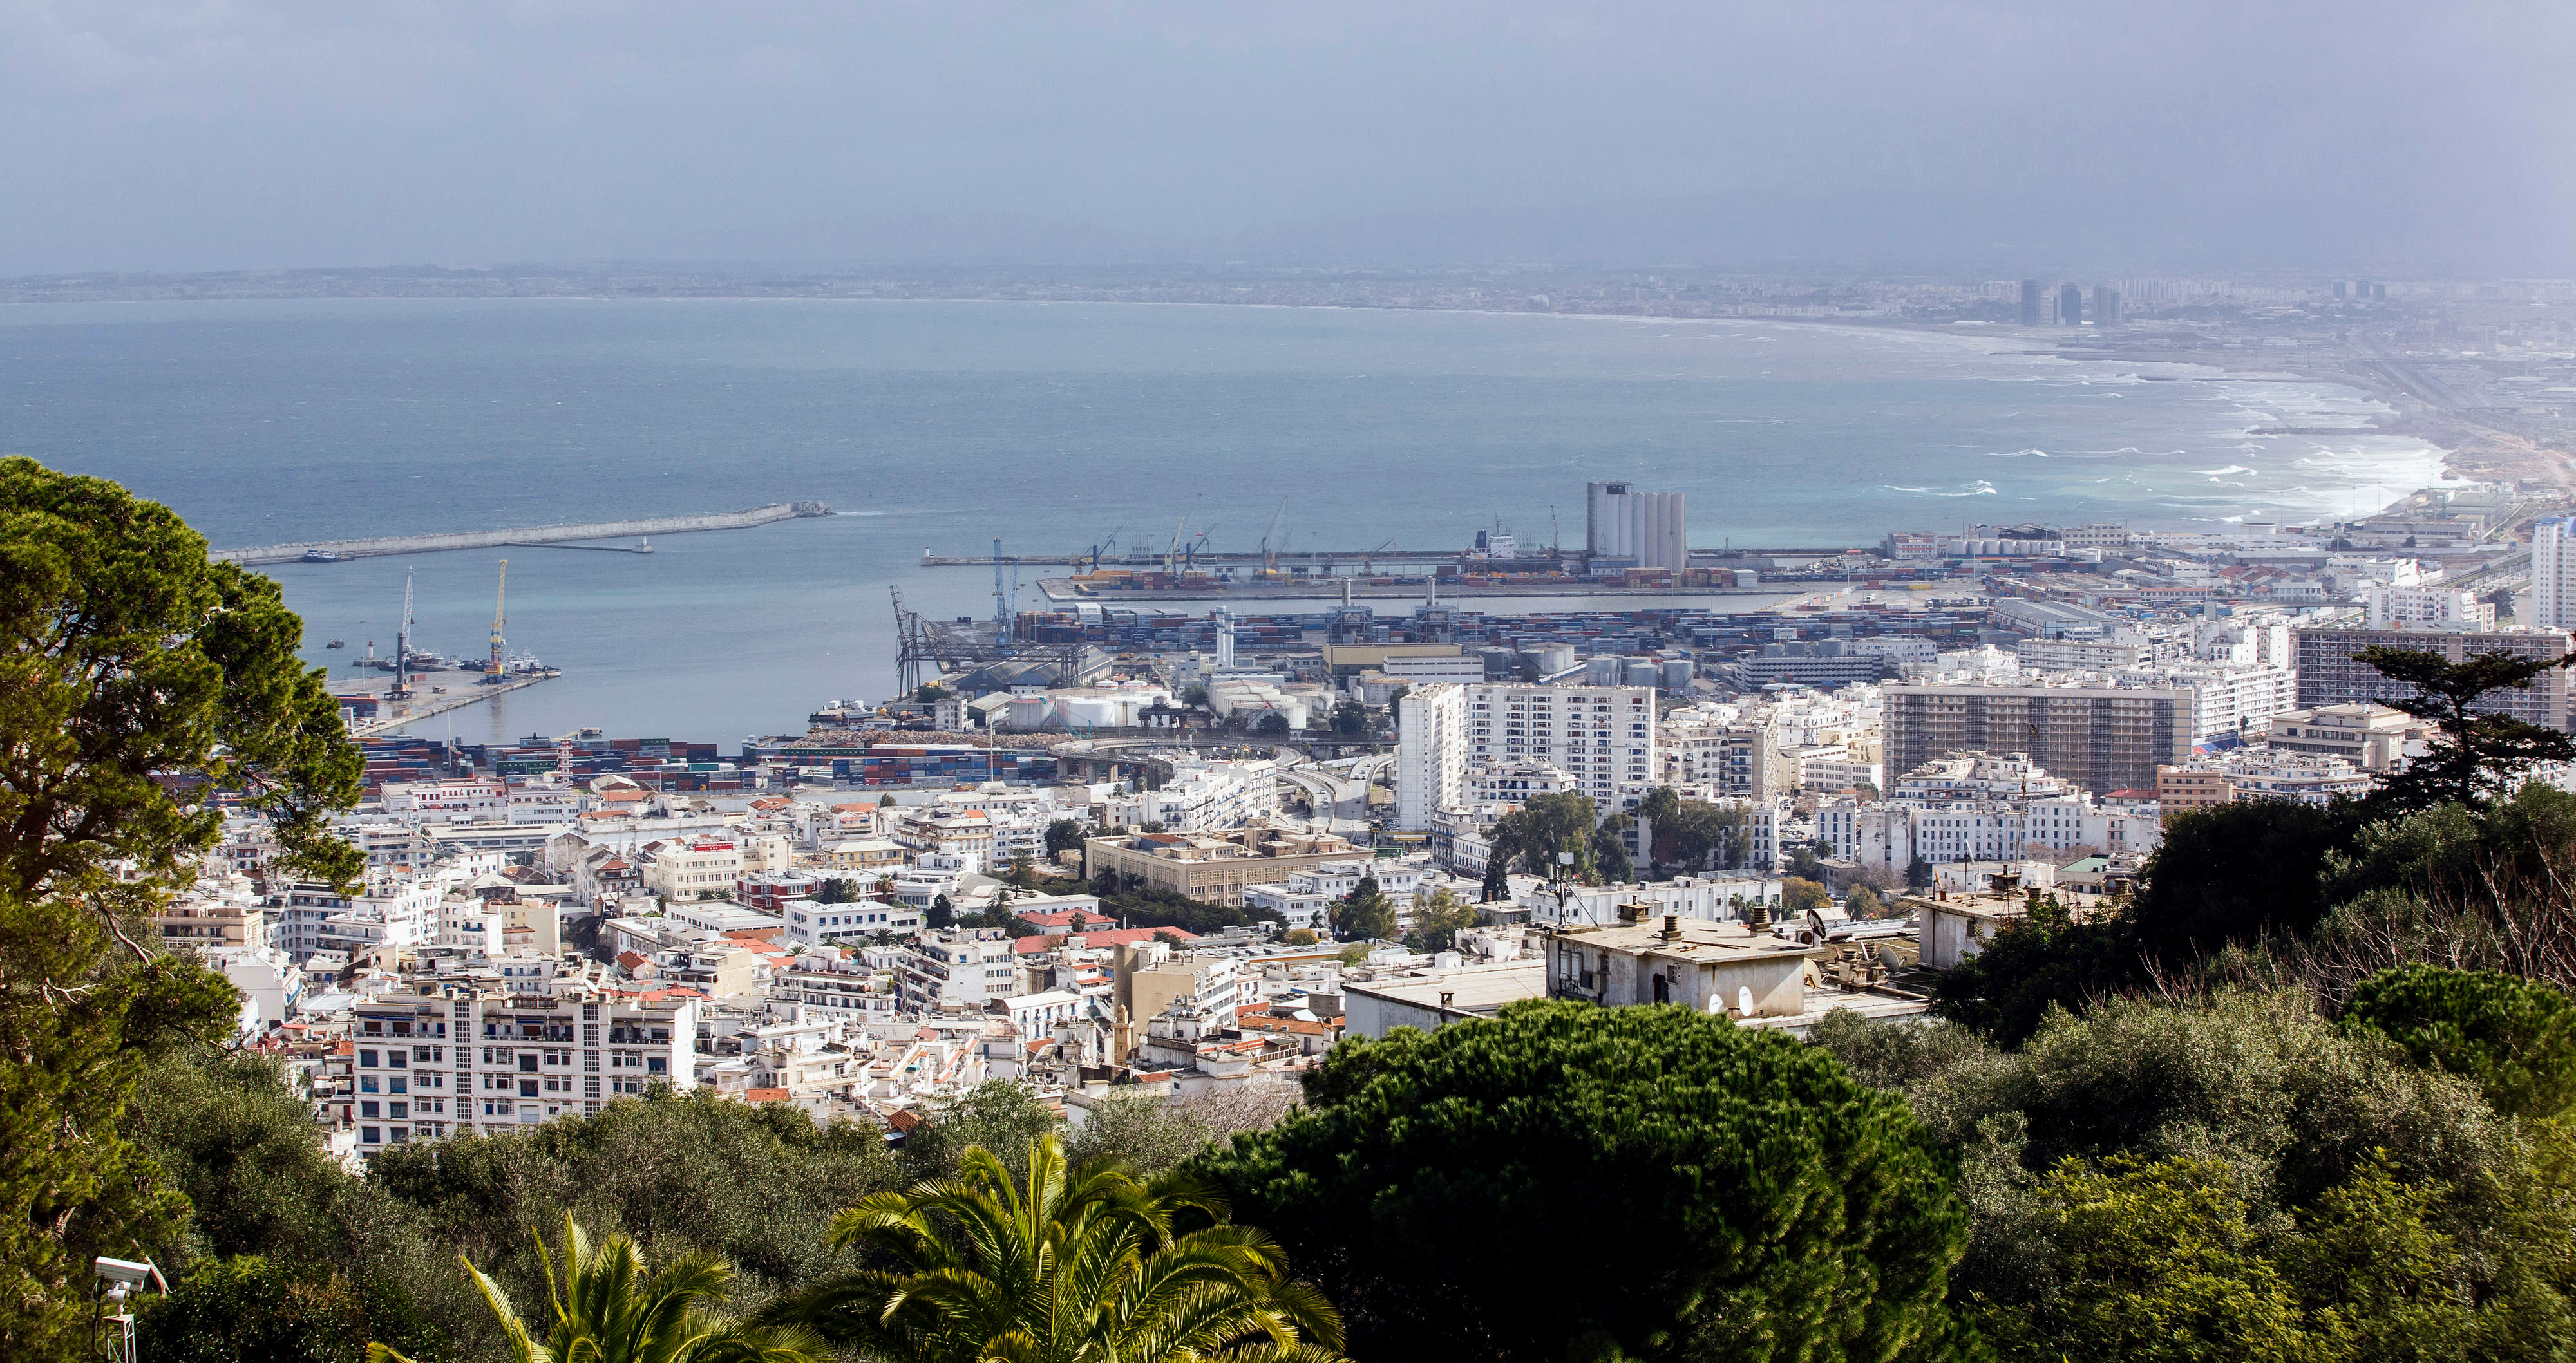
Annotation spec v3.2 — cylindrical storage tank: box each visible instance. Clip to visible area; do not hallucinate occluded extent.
[1662,659,1696,690]
[1584,655,1623,685]
[1477,647,1518,680]
[1007,695,1051,730]
[1535,644,1576,675]
[1624,659,1662,688]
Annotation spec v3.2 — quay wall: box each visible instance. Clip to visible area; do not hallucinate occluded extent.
[216,502,831,565]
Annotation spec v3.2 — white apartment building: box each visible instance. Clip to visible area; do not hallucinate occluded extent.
[897,930,1022,1012]
[2533,517,2576,630]
[1519,874,1786,928]
[1462,682,1658,815]
[2364,583,2496,631]
[781,899,924,950]
[282,872,444,964]
[1817,798,2161,874]
[382,778,583,827]
[328,990,697,1156]
[1114,758,1278,832]
[2115,663,2298,746]
[1468,760,1577,805]
[639,838,745,903]
[1396,683,1468,831]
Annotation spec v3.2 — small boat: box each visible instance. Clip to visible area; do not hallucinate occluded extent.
[301,550,345,563]
[325,640,346,649]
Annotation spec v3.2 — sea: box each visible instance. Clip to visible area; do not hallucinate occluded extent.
[0,297,2457,747]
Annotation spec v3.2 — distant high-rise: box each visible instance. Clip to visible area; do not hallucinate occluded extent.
[2019,280,2041,326]
[2534,518,2576,630]
[1585,481,1687,570]
[2374,283,2388,301]
[2334,281,2349,300]
[2093,286,2121,326]
[2059,283,2083,326]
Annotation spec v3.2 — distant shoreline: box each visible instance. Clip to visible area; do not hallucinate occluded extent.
[1,272,2490,511]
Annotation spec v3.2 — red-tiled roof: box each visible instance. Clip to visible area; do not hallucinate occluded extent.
[1013,926,1198,955]
[742,1087,792,1102]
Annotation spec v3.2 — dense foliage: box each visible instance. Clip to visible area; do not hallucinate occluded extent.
[2342,964,2576,1120]
[1200,999,1972,1363]
[1084,870,1284,934]
[1812,992,2576,1362]
[760,1135,1341,1363]
[0,460,367,1359]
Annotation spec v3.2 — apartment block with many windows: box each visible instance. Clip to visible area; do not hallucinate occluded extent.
[325,990,697,1157]
[1461,682,1658,814]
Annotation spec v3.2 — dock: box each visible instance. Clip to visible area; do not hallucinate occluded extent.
[350,670,561,736]
[1036,577,1810,603]
[217,502,832,566]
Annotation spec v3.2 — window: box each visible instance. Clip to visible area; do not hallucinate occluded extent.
[361,1126,381,1143]
[358,1049,379,1068]
[360,1101,380,1119]
[389,1077,407,1095]
[519,1079,539,1097]
[518,1055,538,1073]
[389,1102,408,1119]
[359,1076,379,1093]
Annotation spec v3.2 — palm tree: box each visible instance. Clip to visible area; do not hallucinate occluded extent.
[369,1213,819,1363]
[759,1133,1344,1363]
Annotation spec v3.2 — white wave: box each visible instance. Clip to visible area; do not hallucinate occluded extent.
[2201,464,2256,475]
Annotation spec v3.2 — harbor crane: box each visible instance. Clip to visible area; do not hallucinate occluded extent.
[1257,499,1288,578]
[1163,497,1201,575]
[484,559,508,683]
[389,570,416,700]
[992,539,1021,643]
[1085,526,1122,575]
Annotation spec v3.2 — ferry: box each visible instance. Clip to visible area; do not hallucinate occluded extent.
[325,639,346,649]
[300,550,345,563]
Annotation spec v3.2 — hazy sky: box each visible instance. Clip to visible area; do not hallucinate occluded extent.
[5,2,2569,275]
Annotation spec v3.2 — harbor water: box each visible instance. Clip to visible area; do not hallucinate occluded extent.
[0,297,2454,744]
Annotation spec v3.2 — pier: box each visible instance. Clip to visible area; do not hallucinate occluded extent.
[352,670,560,736]
[216,502,832,566]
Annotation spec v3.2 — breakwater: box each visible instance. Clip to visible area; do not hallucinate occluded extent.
[215,502,832,565]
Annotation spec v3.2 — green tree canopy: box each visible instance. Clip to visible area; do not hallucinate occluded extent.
[2342,965,2576,1121]
[759,1135,1341,1363]
[1401,888,1480,954]
[1043,818,1088,857]
[369,1213,819,1363]
[0,460,367,1358]
[2358,644,2576,813]
[1198,1000,1971,1362]
[1329,876,1397,943]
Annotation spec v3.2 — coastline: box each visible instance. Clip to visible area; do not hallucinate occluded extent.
[3,279,2514,516]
